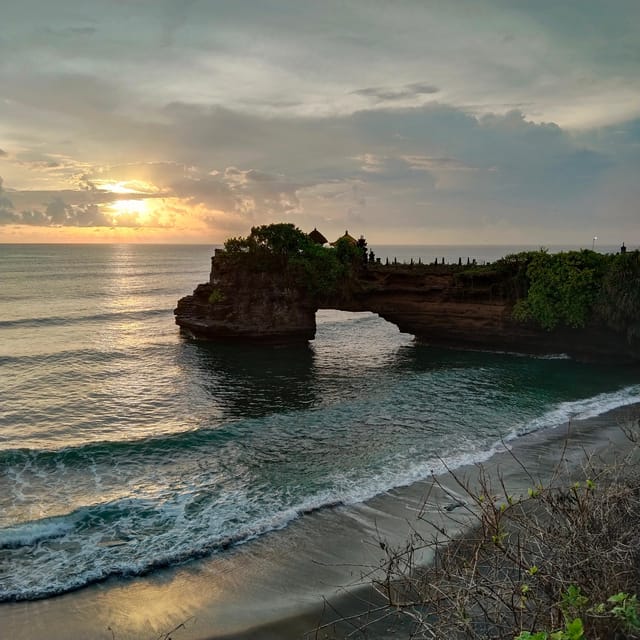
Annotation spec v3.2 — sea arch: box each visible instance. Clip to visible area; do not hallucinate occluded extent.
[175,257,621,359]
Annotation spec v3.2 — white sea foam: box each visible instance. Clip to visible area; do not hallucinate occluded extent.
[0,518,75,549]
[2,382,638,601]
[3,245,640,603]
[325,384,640,513]
[510,384,640,439]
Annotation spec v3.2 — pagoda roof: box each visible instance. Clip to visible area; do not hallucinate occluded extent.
[308,227,328,245]
[330,230,357,246]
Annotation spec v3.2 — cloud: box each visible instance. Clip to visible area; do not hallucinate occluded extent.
[159,0,197,47]
[244,169,277,182]
[0,210,18,224]
[0,177,14,208]
[0,196,111,227]
[1,97,633,242]
[170,167,303,219]
[401,156,476,171]
[14,210,51,226]
[12,72,123,116]
[0,177,154,228]
[0,177,17,224]
[43,26,97,38]
[353,82,439,102]
[0,200,154,228]
[45,198,69,225]
[0,159,306,232]
[3,1,640,130]
[1,0,639,242]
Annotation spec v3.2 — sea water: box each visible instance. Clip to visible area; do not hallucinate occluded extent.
[1,243,638,602]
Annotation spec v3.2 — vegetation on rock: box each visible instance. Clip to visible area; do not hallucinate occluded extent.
[511,250,607,330]
[597,250,640,343]
[458,248,640,342]
[207,287,225,304]
[222,223,361,297]
[509,249,640,341]
[222,224,640,343]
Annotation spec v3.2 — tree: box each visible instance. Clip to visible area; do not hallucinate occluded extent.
[223,223,349,297]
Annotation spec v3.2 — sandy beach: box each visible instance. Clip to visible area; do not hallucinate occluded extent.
[2,402,639,640]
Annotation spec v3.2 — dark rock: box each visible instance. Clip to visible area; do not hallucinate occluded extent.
[175,254,640,361]
[175,253,316,344]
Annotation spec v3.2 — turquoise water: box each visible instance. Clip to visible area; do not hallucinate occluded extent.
[1,243,638,601]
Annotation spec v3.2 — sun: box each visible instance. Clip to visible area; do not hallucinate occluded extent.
[96,180,162,225]
[110,199,149,216]
[105,198,152,225]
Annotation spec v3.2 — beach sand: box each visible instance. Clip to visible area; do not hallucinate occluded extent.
[2,403,639,640]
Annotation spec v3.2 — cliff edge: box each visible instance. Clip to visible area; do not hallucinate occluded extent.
[175,251,638,362]
[174,250,317,343]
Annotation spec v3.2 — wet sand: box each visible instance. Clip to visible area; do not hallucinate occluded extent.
[2,403,638,640]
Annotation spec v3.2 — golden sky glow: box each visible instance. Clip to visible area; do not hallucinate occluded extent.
[96,180,162,195]
[0,2,639,245]
[108,199,149,218]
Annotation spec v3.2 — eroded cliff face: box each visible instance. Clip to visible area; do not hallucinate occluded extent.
[336,267,636,361]
[174,251,317,343]
[175,255,638,361]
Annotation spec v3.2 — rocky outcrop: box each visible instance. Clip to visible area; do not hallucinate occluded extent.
[174,250,316,343]
[175,253,638,361]
[336,267,636,361]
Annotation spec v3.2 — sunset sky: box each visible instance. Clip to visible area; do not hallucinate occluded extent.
[1,0,639,245]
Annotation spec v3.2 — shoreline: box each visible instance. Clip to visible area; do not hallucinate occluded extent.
[217,401,640,640]
[2,403,639,640]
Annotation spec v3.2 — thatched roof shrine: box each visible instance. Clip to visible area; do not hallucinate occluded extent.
[330,230,357,246]
[308,228,328,245]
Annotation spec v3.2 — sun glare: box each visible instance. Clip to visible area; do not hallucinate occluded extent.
[109,198,149,218]
[97,180,160,195]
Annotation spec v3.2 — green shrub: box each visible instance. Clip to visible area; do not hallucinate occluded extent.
[596,251,640,343]
[222,223,351,297]
[514,589,640,640]
[512,250,606,330]
[207,288,225,304]
[508,248,640,340]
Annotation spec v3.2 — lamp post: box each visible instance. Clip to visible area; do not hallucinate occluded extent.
[592,236,598,250]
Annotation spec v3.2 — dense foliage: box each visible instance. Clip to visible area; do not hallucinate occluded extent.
[510,249,640,341]
[512,250,607,330]
[598,250,640,342]
[222,223,360,297]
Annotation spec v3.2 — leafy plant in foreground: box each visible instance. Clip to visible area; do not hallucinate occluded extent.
[322,415,640,640]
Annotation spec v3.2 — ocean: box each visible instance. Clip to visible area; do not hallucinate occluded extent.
[1,243,639,605]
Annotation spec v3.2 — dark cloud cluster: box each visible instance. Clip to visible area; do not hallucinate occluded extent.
[0,179,145,227]
[353,82,440,102]
[0,198,112,227]
[168,166,302,222]
[0,94,633,239]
